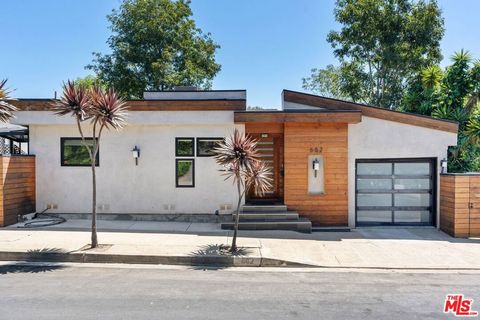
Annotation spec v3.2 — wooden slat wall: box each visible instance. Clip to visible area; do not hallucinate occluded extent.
[0,156,36,227]
[440,174,480,237]
[284,123,348,226]
[470,176,480,236]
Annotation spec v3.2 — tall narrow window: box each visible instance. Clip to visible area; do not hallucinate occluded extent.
[61,138,99,167]
[176,159,195,187]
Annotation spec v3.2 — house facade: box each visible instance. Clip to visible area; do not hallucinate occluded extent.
[9,89,458,228]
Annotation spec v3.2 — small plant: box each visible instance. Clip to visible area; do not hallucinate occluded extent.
[213,129,272,252]
[0,79,18,122]
[55,81,128,248]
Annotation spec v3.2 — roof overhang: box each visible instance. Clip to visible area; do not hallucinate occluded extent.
[283,90,459,134]
[234,110,362,123]
[0,123,28,142]
[8,98,246,112]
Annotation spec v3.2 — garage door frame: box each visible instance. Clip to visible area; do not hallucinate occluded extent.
[355,158,437,227]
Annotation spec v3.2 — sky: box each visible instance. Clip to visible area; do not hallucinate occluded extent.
[1,0,480,108]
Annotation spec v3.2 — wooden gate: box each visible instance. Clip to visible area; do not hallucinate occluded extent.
[0,156,36,227]
[440,173,480,237]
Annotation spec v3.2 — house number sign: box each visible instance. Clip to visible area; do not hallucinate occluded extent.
[309,147,323,153]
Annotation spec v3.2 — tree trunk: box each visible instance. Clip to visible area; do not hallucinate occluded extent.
[91,162,98,248]
[231,177,243,252]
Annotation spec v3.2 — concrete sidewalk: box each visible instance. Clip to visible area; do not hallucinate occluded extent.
[1,220,480,269]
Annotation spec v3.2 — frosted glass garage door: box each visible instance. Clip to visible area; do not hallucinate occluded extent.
[356,159,434,226]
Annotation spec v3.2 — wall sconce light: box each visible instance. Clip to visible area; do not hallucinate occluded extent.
[441,158,448,174]
[132,146,140,166]
[312,158,320,178]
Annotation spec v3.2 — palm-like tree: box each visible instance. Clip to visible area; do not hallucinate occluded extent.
[213,129,272,252]
[55,81,128,248]
[0,79,18,122]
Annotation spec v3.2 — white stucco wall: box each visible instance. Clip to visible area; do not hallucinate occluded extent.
[13,111,243,215]
[348,116,458,228]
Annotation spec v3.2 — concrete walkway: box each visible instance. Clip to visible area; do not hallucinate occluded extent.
[2,220,480,269]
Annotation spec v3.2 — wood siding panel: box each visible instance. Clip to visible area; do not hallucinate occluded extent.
[470,176,480,236]
[284,123,348,226]
[9,99,246,111]
[235,111,361,124]
[0,156,36,227]
[440,174,480,237]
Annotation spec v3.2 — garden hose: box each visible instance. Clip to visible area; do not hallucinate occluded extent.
[18,209,66,228]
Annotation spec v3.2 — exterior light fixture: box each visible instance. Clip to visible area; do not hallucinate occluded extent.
[132,146,140,166]
[312,158,320,178]
[441,158,448,174]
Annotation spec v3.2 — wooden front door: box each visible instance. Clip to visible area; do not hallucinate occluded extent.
[248,133,284,202]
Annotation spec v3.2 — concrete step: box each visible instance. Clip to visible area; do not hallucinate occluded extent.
[241,205,287,213]
[312,226,351,232]
[221,218,312,233]
[238,212,299,221]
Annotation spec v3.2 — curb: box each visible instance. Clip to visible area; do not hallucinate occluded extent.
[0,251,312,268]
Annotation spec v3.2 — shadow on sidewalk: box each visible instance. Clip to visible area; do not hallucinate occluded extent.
[188,244,251,270]
[0,248,67,275]
[6,222,480,244]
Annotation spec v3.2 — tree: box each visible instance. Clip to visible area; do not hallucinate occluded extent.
[213,129,271,252]
[0,79,18,122]
[55,81,128,248]
[74,75,105,90]
[87,0,221,99]
[303,0,444,108]
[401,50,480,172]
[302,65,351,101]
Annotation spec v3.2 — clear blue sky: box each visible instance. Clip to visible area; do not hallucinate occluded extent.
[1,0,479,108]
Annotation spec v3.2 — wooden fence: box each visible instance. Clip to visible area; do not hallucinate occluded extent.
[440,173,480,237]
[0,156,36,227]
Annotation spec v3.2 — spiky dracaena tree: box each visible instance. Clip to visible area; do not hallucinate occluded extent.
[55,81,128,248]
[0,79,18,122]
[213,129,272,252]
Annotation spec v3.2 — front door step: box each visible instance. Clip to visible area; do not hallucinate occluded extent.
[241,205,287,212]
[221,205,312,233]
[239,212,299,221]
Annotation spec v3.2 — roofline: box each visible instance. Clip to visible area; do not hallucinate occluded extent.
[143,89,247,93]
[234,110,362,124]
[282,89,459,134]
[8,98,246,112]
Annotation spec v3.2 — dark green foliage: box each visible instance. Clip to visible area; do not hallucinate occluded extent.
[401,50,480,172]
[87,0,221,99]
[176,139,194,156]
[303,0,444,108]
[177,160,192,177]
[63,140,96,166]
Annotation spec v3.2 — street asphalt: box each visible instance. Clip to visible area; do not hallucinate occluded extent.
[0,262,479,319]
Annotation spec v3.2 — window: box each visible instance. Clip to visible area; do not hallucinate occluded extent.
[176,159,195,187]
[197,138,223,157]
[61,138,99,167]
[175,138,194,156]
